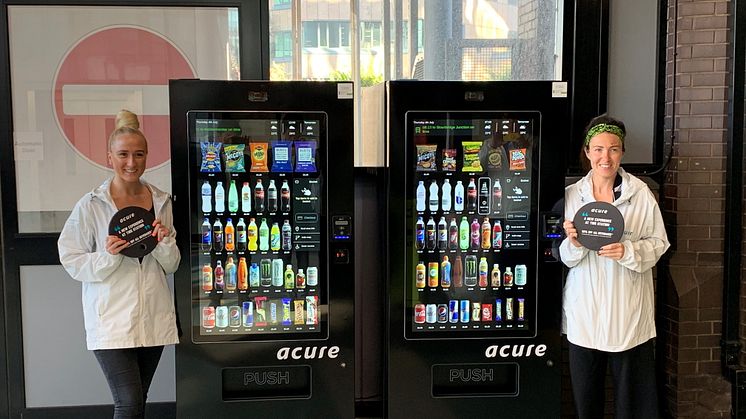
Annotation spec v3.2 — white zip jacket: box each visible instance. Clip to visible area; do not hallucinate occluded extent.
[560,168,669,352]
[58,178,181,350]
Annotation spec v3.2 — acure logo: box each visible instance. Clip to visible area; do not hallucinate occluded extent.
[277,345,340,360]
[484,344,547,358]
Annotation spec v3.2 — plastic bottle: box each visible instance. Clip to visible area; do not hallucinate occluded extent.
[238,257,248,290]
[458,216,470,250]
[415,216,425,250]
[492,220,503,250]
[201,217,212,252]
[241,182,251,213]
[503,267,514,287]
[225,257,237,290]
[213,218,224,252]
[454,181,465,212]
[258,218,270,251]
[270,222,281,251]
[441,179,452,212]
[268,179,278,213]
[466,178,477,211]
[236,218,247,251]
[281,180,291,212]
[478,257,489,287]
[296,269,306,288]
[481,217,492,249]
[201,181,212,213]
[254,179,265,213]
[202,263,213,291]
[416,181,426,212]
[214,181,225,213]
[214,260,225,290]
[491,264,501,287]
[284,264,295,289]
[453,255,463,287]
[228,180,239,213]
[437,217,448,250]
[224,218,235,252]
[492,179,502,214]
[448,218,458,250]
[281,219,292,250]
[470,218,480,250]
[428,180,439,212]
[440,256,451,288]
[248,218,258,251]
[426,217,437,250]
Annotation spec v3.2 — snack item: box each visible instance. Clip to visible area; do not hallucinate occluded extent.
[442,148,457,171]
[249,142,269,172]
[485,145,507,171]
[223,144,246,172]
[462,141,483,172]
[200,141,222,172]
[295,141,317,173]
[509,148,527,171]
[416,144,437,171]
[271,141,293,172]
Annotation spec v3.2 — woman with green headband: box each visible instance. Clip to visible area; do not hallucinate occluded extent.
[560,115,670,419]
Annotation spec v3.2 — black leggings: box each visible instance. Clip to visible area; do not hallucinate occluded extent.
[568,339,659,419]
[93,346,164,419]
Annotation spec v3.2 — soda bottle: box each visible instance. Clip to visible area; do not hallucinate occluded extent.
[478,257,489,287]
[259,218,270,251]
[492,179,502,214]
[267,179,278,213]
[426,217,437,250]
[504,267,514,287]
[236,218,247,251]
[428,180,439,212]
[453,255,463,287]
[458,216,470,250]
[201,181,212,213]
[228,180,239,213]
[270,222,281,251]
[201,217,212,252]
[437,217,447,250]
[225,257,237,290]
[281,219,292,251]
[254,179,265,213]
[241,182,251,213]
[491,264,501,287]
[448,218,458,250]
[202,263,213,291]
[478,178,490,214]
[481,217,492,249]
[213,219,224,252]
[441,256,451,288]
[467,178,477,211]
[284,264,295,289]
[441,179,452,212]
[214,260,225,290]
[492,220,503,249]
[464,255,477,287]
[238,257,248,290]
[415,261,426,288]
[454,180,465,211]
[248,218,258,251]
[296,269,306,288]
[415,216,426,250]
[470,218,480,250]
[249,262,260,287]
[416,181,426,212]
[281,180,291,212]
[214,181,225,213]
[224,218,235,252]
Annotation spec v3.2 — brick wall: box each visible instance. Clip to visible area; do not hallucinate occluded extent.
[660,0,732,417]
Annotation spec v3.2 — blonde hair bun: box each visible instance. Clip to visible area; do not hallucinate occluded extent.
[115,109,140,130]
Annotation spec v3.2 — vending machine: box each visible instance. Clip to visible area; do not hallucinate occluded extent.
[169,80,354,418]
[383,81,568,418]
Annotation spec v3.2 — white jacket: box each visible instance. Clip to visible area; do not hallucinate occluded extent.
[58,178,181,350]
[560,168,670,352]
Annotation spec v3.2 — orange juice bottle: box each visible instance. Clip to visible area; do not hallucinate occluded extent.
[238,257,248,290]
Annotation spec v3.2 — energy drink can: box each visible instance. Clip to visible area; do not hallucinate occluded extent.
[471,303,481,322]
[460,300,470,323]
[448,300,459,323]
[271,259,284,287]
[215,305,228,328]
[242,301,254,327]
[414,304,426,324]
[229,305,241,327]
[281,298,293,326]
[515,264,527,286]
[306,296,318,325]
[506,297,514,321]
[425,304,437,324]
[495,299,503,322]
[202,306,215,329]
[437,304,448,323]
[518,298,525,321]
[260,259,272,287]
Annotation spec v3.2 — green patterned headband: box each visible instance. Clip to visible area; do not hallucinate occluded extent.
[584,123,625,146]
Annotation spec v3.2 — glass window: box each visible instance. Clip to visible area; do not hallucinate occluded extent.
[274,31,293,59]
[9,6,240,233]
[273,0,292,10]
[303,21,319,48]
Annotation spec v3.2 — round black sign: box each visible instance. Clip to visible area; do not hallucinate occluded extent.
[108,206,158,258]
[572,201,624,250]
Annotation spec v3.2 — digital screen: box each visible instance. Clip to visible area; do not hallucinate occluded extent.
[188,111,327,342]
[405,111,540,339]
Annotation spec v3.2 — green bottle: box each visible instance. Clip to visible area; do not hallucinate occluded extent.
[228,180,239,213]
[259,218,270,251]
[459,216,470,250]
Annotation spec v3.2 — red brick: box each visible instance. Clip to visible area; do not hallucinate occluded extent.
[677,226,706,240]
[678,58,716,73]
[699,308,723,321]
[678,87,713,101]
[679,321,714,335]
[688,239,723,252]
[679,2,716,16]
[692,15,729,30]
[680,308,699,322]
[712,86,728,99]
[689,185,723,198]
[690,158,723,171]
[714,29,729,44]
[676,143,714,156]
[676,172,712,184]
[710,227,724,239]
[715,2,730,15]
[697,252,724,266]
[676,198,710,211]
[697,334,721,347]
[689,100,727,113]
[687,212,724,225]
[691,44,729,59]
[698,360,722,375]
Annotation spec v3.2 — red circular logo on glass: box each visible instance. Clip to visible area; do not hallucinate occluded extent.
[53,26,196,170]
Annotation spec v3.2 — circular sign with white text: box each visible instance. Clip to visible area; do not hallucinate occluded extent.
[108,206,158,258]
[572,201,624,250]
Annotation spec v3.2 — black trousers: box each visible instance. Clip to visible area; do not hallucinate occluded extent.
[568,339,658,419]
[93,346,164,419]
